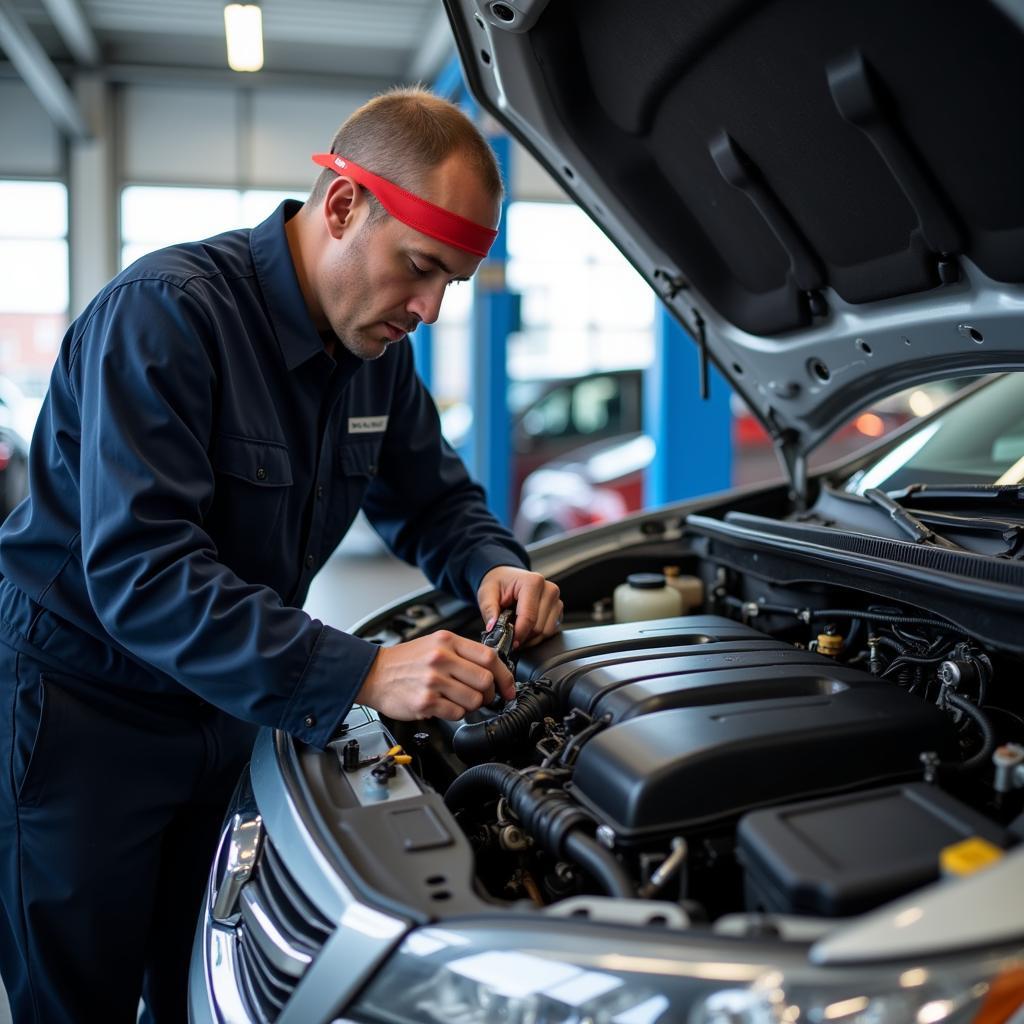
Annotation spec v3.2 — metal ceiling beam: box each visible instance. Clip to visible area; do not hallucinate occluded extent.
[407,5,454,82]
[39,0,100,66]
[0,58,397,94]
[0,0,90,138]
[102,62,396,92]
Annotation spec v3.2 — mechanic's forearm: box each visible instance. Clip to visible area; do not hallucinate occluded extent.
[82,539,377,746]
[387,485,529,599]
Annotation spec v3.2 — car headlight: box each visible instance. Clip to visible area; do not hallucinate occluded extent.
[342,920,1024,1024]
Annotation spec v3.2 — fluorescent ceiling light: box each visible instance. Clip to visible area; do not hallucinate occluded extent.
[224,4,263,73]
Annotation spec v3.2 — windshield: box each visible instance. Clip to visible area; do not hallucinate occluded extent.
[844,374,1024,494]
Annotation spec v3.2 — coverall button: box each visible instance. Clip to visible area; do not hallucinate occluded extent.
[368,464,377,475]
[316,485,324,499]
[304,714,316,728]
[256,467,267,480]
[305,554,314,568]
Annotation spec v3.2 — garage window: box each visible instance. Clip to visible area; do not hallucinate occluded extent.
[507,202,654,379]
[120,185,305,269]
[431,201,654,423]
[0,180,69,401]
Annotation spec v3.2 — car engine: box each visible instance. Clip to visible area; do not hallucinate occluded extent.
[388,589,1024,925]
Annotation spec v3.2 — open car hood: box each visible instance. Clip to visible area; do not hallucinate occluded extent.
[446,0,1024,486]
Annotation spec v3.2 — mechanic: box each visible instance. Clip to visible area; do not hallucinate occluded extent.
[0,86,562,1023]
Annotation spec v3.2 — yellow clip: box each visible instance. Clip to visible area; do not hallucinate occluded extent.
[387,745,404,756]
[816,632,843,657]
[393,755,413,765]
[940,837,1003,877]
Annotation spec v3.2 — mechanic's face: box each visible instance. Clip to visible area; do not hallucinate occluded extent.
[319,154,498,361]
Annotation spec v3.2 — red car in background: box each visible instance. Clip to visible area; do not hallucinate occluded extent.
[513,382,970,543]
[441,368,644,510]
[0,377,37,520]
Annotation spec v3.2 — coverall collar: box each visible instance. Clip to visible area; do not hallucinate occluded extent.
[251,200,360,374]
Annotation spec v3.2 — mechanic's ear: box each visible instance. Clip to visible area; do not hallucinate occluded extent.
[323,176,361,238]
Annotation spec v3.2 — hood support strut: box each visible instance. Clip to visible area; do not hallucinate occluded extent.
[772,424,808,510]
[695,311,709,400]
[696,309,807,505]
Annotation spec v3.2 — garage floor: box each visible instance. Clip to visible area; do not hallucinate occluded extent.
[303,519,429,632]
[0,526,426,1024]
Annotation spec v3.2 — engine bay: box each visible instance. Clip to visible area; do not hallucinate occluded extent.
[364,541,1024,932]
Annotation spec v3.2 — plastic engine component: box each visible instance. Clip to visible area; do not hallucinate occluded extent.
[737,784,1012,916]
[515,615,767,684]
[572,654,872,722]
[569,686,957,841]
[505,616,960,842]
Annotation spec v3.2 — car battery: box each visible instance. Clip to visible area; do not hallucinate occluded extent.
[737,783,1012,917]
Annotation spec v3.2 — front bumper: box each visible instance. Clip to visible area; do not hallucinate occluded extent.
[188,728,408,1023]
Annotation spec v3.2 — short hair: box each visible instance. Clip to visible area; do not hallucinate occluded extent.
[308,86,503,222]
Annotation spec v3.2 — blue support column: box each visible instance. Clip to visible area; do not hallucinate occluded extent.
[469,134,514,525]
[410,322,433,391]
[433,53,479,118]
[644,306,733,506]
[433,53,466,102]
[431,56,512,520]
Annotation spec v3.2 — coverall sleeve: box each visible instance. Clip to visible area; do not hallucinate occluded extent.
[72,279,377,748]
[362,340,530,600]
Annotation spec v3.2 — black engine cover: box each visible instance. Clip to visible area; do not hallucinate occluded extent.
[525,617,957,841]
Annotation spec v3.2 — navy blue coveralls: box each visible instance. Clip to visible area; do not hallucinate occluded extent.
[0,200,528,1022]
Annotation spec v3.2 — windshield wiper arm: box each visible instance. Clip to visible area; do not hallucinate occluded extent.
[863,488,968,551]
[889,484,1024,509]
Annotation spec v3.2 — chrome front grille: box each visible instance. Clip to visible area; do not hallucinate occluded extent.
[234,839,335,1022]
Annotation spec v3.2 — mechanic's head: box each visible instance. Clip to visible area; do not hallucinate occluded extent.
[292,86,503,361]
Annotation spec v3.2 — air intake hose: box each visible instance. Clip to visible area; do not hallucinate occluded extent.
[453,681,561,765]
[944,692,996,772]
[444,762,633,899]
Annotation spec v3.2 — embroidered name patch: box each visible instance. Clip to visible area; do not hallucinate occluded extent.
[348,416,389,434]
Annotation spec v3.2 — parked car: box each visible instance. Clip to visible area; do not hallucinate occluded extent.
[0,377,34,520]
[190,3,1024,1022]
[514,430,651,541]
[441,367,643,507]
[514,381,972,543]
[0,424,29,521]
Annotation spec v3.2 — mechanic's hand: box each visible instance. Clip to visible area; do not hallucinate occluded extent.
[477,565,563,648]
[354,631,515,720]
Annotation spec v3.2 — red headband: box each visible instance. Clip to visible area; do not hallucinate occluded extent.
[311,153,497,258]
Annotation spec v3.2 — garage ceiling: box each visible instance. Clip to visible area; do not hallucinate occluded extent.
[7,0,451,85]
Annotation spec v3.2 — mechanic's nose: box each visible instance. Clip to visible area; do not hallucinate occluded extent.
[407,283,445,325]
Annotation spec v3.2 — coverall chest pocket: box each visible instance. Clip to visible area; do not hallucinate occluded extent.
[209,434,293,556]
[338,440,380,479]
[328,440,382,546]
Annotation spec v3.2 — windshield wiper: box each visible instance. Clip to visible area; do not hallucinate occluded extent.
[889,484,1024,509]
[862,488,969,551]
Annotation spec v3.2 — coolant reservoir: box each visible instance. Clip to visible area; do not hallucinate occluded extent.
[613,573,684,623]
[662,565,705,612]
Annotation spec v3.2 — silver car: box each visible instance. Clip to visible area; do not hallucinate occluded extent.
[190,1,1024,1020]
